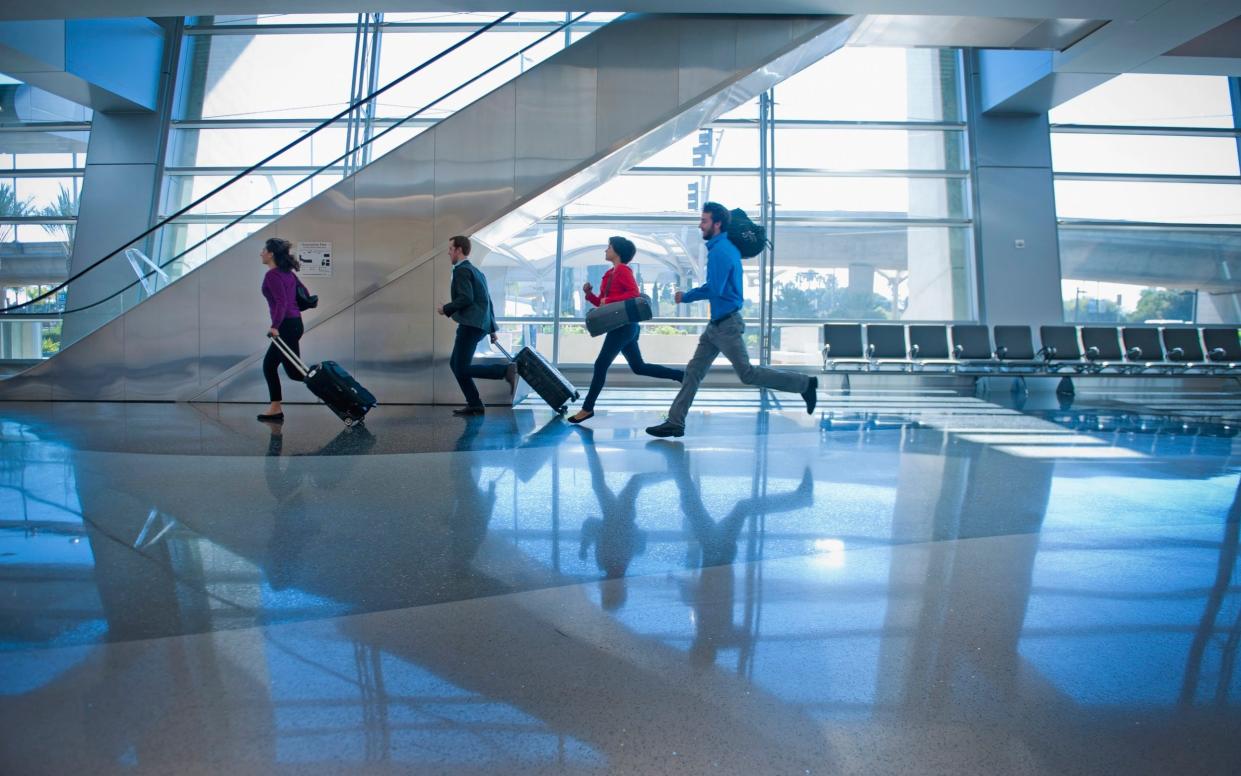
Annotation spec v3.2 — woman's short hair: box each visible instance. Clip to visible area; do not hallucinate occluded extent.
[608,236,637,264]
[265,237,298,272]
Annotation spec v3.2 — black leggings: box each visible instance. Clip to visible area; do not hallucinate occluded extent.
[263,317,305,402]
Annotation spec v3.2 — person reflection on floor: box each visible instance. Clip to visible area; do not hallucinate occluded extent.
[648,440,813,666]
[573,426,673,609]
[447,415,501,575]
[262,422,376,590]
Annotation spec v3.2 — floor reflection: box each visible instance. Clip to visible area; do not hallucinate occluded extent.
[1,392,1239,773]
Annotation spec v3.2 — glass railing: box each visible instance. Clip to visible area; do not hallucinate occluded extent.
[0,11,611,359]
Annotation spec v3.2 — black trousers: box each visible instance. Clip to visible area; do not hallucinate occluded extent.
[263,317,305,402]
[450,324,508,407]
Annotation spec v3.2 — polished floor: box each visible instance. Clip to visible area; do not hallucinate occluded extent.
[1,388,1239,774]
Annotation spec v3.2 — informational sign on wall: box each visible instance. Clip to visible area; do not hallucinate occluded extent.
[297,241,333,277]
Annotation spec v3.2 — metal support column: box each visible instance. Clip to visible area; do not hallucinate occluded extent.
[551,207,566,363]
[758,90,777,366]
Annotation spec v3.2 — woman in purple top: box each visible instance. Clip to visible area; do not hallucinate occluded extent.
[258,237,304,422]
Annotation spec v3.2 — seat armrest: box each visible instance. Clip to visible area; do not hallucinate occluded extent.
[952,344,963,358]
[910,344,920,358]
[866,343,875,358]
[1169,346,1184,360]
[1086,346,1100,360]
[1211,347,1226,361]
[1126,346,1142,360]
[996,345,1008,359]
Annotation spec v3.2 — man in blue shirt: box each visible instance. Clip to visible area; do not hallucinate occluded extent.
[647,203,817,437]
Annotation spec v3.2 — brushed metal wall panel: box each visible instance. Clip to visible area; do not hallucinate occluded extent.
[677,16,738,105]
[273,177,357,314]
[514,35,598,200]
[197,226,277,391]
[52,315,124,400]
[354,261,437,404]
[596,17,679,152]
[0,365,54,400]
[353,130,436,294]
[433,81,516,246]
[431,250,458,405]
[216,306,357,404]
[123,273,199,401]
[733,17,794,74]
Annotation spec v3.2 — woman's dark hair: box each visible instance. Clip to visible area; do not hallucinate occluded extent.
[266,237,298,272]
[608,236,637,264]
[702,201,730,230]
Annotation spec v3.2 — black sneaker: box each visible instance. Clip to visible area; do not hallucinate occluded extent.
[645,420,685,438]
[453,406,485,417]
[802,376,818,415]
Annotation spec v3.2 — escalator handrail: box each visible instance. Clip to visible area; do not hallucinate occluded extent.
[5,12,594,319]
[0,12,517,315]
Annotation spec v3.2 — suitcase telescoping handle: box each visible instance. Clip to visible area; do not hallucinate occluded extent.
[492,342,516,363]
[267,333,311,379]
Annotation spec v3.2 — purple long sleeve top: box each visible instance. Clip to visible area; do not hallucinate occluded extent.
[261,268,301,328]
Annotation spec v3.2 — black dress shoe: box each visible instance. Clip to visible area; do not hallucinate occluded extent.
[257,412,285,422]
[645,420,685,438]
[452,406,485,416]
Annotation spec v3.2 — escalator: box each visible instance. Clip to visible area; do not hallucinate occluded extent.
[0,13,856,403]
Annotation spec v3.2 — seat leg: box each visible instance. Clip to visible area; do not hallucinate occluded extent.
[1056,375,1075,397]
[841,373,851,394]
[1011,375,1028,397]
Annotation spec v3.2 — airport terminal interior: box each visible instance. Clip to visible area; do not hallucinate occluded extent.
[1,2,1239,774]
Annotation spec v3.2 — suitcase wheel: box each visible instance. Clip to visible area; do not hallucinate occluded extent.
[556,405,567,415]
[571,391,580,401]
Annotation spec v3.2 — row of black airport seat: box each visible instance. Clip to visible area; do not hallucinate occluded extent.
[821,323,1241,375]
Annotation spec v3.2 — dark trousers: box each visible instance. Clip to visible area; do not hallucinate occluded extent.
[582,323,684,411]
[450,325,508,407]
[263,317,305,402]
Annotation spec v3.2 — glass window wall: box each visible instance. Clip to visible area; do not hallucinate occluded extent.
[481,46,974,367]
[1050,74,1241,324]
[0,78,90,358]
[161,24,972,370]
[163,12,614,273]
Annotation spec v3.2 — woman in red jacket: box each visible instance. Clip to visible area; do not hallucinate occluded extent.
[569,236,684,424]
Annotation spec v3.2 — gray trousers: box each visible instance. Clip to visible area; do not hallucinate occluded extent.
[667,312,810,426]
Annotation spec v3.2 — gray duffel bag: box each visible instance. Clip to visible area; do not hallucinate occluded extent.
[585,294,653,337]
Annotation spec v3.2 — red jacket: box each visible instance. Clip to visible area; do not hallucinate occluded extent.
[586,263,640,307]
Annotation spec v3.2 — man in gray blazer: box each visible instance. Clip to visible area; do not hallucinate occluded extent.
[438,235,516,416]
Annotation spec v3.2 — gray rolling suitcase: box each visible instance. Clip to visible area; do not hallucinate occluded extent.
[585,294,653,337]
[496,343,579,414]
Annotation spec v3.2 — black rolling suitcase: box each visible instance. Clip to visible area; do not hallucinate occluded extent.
[269,334,377,426]
[496,343,579,414]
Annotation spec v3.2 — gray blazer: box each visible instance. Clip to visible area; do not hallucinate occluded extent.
[443,260,498,333]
